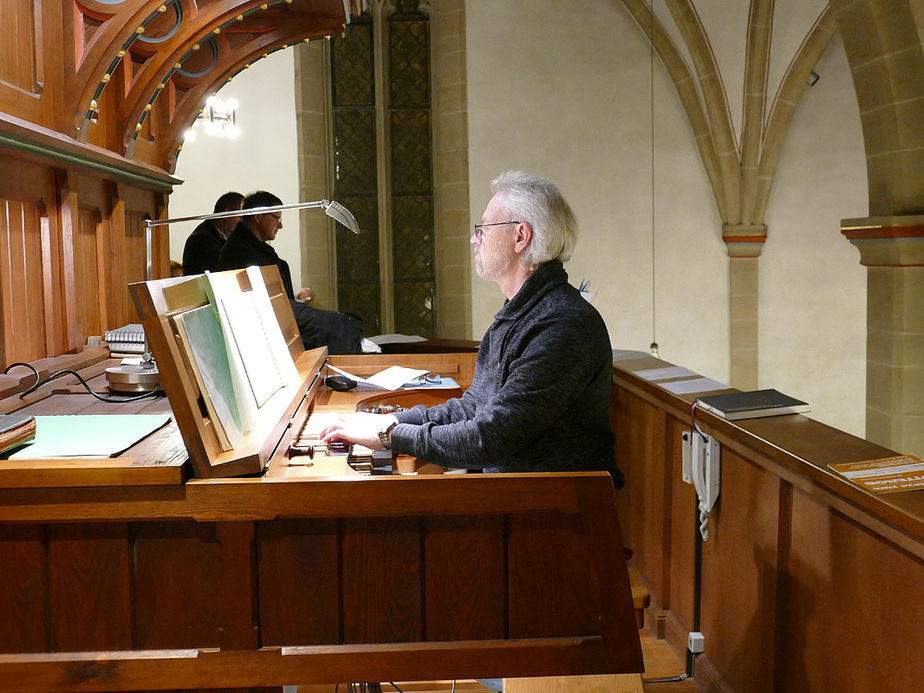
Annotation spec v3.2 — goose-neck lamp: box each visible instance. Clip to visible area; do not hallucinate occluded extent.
[143,199,359,280]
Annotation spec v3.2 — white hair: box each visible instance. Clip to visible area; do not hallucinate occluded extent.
[490,171,578,268]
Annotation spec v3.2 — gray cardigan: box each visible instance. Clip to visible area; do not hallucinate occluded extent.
[391,260,621,486]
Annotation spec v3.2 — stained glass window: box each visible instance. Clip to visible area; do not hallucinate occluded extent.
[330,1,434,337]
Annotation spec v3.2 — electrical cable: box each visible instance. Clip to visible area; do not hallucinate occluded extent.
[3,363,161,403]
[690,399,707,439]
[648,0,659,358]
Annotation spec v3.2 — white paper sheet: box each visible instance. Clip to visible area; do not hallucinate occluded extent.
[326,364,429,391]
[660,377,732,395]
[634,366,698,382]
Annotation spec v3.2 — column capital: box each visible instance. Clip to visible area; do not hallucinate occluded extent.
[722,223,767,257]
[841,215,924,267]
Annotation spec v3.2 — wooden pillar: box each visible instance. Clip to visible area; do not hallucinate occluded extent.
[842,216,924,456]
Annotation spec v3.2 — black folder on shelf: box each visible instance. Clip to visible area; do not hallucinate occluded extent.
[696,388,809,420]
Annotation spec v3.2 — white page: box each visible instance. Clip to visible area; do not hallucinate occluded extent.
[221,290,285,407]
[660,377,732,395]
[244,266,299,386]
[326,364,429,391]
[634,366,698,382]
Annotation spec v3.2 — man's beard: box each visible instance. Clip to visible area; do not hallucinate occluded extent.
[474,241,515,281]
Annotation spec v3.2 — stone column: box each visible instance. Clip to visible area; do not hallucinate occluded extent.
[842,216,924,456]
[723,224,767,391]
[294,41,336,308]
[430,0,471,339]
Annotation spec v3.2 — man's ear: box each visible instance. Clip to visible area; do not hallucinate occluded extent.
[514,222,532,252]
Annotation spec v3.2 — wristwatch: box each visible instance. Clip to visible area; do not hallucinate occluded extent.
[378,420,397,450]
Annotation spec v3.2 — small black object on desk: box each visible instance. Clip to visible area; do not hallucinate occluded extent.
[325,374,357,391]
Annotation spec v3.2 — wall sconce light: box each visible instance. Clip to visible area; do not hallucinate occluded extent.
[184,94,240,141]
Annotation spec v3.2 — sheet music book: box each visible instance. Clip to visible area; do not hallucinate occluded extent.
[202,271,259,430]
[105,323,146,354]
[696,389,809,420]
[174,304,243,450]
[0,413,37,455]
[202,267,298,411]
[104,323,145,343]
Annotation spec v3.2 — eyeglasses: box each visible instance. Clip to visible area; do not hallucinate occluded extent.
[471,220,521,241]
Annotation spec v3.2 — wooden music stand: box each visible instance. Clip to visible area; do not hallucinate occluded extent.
[130,265,320,478]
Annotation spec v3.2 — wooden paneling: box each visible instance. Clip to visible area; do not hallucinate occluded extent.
[425,515,506,641]
[613,388,669,605]
[665,414,696,631]
[257,518,341,645]
[508,512,600,639]
[342,516,423,643]
[48,522,133,651]
[76,204,104,336]
[0,524,46,653]
[133,520,221,649]
[0,0,42,116]
[612,358,924,691]
[699,449,781,693]
[0,155,170,362]
[779,488,924,691]
[0,198,50,364]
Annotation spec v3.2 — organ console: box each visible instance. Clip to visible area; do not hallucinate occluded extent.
[0,267,643,692]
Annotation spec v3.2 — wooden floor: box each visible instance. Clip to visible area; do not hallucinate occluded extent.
[300,629,702,693]
[637,630,702,692]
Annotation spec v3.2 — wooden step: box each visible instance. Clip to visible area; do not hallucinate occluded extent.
[628,565,651,629]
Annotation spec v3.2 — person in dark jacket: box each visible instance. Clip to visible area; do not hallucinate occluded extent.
[320,171,621,486]
[218,190,363,354]
[181,191,243,275]
[216,190,311,301]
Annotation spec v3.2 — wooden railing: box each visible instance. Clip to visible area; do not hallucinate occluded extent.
[610,354,924,692]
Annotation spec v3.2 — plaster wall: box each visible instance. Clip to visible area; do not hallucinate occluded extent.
[761,33,867,435]
[466,0,729,383]
[169,50,303,287]
[467,0,866,435]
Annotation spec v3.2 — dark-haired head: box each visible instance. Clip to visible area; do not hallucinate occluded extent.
[242,190,283,211]
[213,191,244,213]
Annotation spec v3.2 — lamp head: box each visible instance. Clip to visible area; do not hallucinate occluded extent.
[324,199,360,234]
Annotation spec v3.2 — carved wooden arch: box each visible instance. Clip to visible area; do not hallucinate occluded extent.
[71,1,182,136]
[115,1,297,150]
[68,0,364,167]
[123,0,359,165]
[163,34,332,169]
